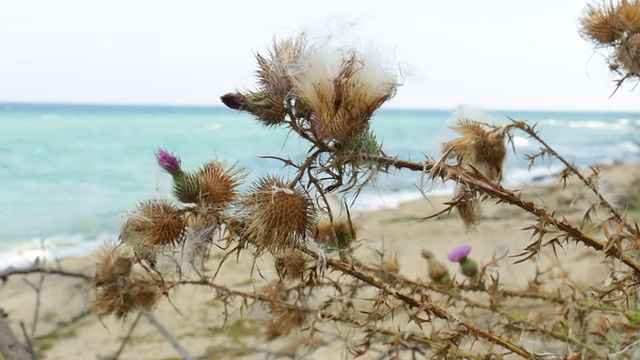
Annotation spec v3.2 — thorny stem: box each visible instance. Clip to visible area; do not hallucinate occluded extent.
[171,279,478,358]
[300,248,538,359]
[458,169,640,273]
[510,120,635,233]
[369,267,604,357]
[355,152,437,173]
[0,264,92,283]
[356,152,640,274]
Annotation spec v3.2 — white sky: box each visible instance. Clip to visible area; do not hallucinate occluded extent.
[0,0,638,111]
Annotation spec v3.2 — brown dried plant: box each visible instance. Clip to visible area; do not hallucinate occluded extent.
[582,0,640,89]
[81,33,640,360]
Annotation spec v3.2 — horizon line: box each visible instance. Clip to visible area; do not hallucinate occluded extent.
[1,100,638,114]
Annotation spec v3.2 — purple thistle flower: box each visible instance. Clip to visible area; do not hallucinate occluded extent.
[155,148,182,175]
[447,245,471,262]
[220,92,245,110]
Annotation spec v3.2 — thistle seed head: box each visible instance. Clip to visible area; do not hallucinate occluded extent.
[580,2,623,45]
[620,0,640,33]
[242,176,314,254]
[442,120,506,182]
[289,46,398,144]
[198,160,245,209]
[256,37,305,95]
[120,199,185,249]
[93,276,162,320]
[92,246,133,287]
[314,217,356,249]
[238,37,306,127]
[274,250,307,282]
[454,188,481,230]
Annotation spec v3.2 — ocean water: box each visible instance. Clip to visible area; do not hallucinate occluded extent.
[1,103,639,268]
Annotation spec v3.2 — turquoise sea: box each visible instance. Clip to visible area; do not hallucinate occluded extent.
[1,103,639,268]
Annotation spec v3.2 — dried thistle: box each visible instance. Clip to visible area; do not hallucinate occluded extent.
[93,277,162,320]
[120,200,185,249]
[620,0,640,33]
[442,120,506,181]
[256,37,305,96]
[197,160,245,209]
[274,250,307,282]
[383,253,400,275]
[615,33,640,74]
[224,37,306,126]
[242,176,314,254]
[260,282,306,339]
[314,217,356,250]
[289,47,398,145]
[265,310,306,340]
[580,2,623,45]
[92,246,133,287]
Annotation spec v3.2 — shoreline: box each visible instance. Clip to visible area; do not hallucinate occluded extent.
[1,161,639,358]
[1,159,628,272]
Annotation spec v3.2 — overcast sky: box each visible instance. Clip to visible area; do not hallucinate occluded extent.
[0,0,638,111]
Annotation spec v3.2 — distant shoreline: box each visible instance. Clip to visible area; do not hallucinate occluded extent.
[2,101,640,115]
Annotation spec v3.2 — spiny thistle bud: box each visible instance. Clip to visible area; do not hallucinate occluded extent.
[240,91,287,127]
[242,176,314,254]
[173,171,201,204]
[314,217,356,250]
[155,148,182,176]
[222,37,305,127]
[120,200,185,250]
[421,249,451,283]
[289,46,398,145]
[197,160,245,209]
[220,92,244,110]
[448,245,478,280]
[442,120,506,182]
[93,276,162,320]
[346,129,380,155]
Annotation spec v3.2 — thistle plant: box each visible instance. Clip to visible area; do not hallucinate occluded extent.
[581,0,640,88]
[86,18,640,359]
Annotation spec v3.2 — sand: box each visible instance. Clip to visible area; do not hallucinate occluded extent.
[1,162,639,359]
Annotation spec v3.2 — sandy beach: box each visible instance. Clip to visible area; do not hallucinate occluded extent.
[2,161,639,359]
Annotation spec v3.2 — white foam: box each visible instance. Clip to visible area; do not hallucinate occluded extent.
[0,233,117,271]
[567,120,629,131]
